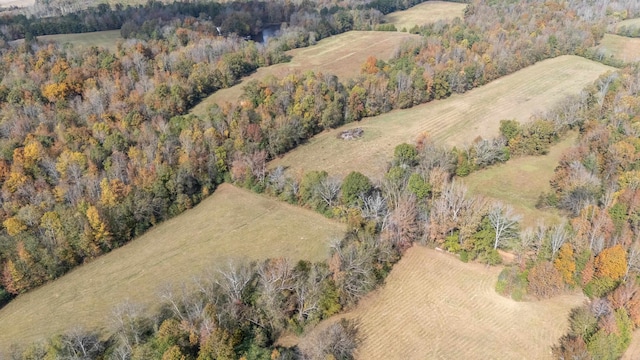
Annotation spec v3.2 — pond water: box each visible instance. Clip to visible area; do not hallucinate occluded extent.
[252,24,281,44]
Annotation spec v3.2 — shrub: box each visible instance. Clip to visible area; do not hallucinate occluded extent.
[496,266,527,301]
[584,277,618,299]
[527,261,564,299]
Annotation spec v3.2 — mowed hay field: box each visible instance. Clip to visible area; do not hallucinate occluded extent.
[0,0,33,7]
[36,30,121,52]
[624,333,640,360]
[382,0,467,31]
[463,134,576,228]
[596,33,640,63]
[190,31,418,116]
[0,184,345,349]
[270,55,614,180]
[312,246,585,359]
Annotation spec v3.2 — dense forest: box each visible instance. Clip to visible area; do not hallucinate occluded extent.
[4,0,640,358]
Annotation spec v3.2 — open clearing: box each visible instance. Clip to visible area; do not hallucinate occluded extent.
[190,31,418,116]
[295,246,585,359]
[36,30,121,52]
[0,0,33,7]
[382,0,467,31]
[0,184,345,350]
[463,134,576,228]
[614,17,640,32]
[595,33,640,63]
[270,55,614,180]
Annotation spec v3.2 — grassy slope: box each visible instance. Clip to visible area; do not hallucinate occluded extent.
[37,30,121,52]
[615,18,640,31]
[0,184,345,350]
[596,33,640,63]
[462,133,576,228]
[190,31,419,116]
[270,55,613,180]
[295,246,585,359]
[382,0,467,31]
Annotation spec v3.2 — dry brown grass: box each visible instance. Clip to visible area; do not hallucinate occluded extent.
[382,0,467,31]
[462,133,577,228]
[270,55,614,180]
[623,330,640,359]
[294,246,585,359]
[614,18,640,32]
[596,33,640,63]
[190,31,419,116]
[0,184,345,350]
[0,0,33,7]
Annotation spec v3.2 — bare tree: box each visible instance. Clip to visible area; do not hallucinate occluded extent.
[215,260,255,324]
[293,263,329,322]
[474,137,508,168]
[330,238,376,305]
[429,181,471,242]
[256,258,294,332]
[59,327,103,360]
[299,319,360,360]
[110,301,150,353]
[382,194,419,250]
[626,242,640,279]
[550,221,570,259]
[514,228,536,264]
[359,191,388,223]
[268,166,287,193]
[590,298,612,318]
[317,176,341,208]
[488,202,521,249]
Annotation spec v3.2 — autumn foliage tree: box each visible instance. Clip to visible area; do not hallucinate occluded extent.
[527,261,564,299]
[595,245,627,282]
[554,243,577,285]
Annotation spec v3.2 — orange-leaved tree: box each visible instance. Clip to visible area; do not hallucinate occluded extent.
[595,245,627,281]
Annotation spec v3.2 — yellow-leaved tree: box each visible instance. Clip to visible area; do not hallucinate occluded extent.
[86,205,111,251]
[554,243,576,285]
[595,245,627,281]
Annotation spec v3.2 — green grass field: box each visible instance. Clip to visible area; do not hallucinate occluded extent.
[35,30,122,52]
[270,55,614,180]
[0,184,345,349]
[382,0,467,31]
[190,31,419,116]
[463,134,576,228]
[290,246,584,359]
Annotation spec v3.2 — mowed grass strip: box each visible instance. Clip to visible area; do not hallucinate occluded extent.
[595,33,640,63]
[462,133,577,228]
[190,31,419,116]
[299,246,584,359]
[36,30,122,52]
[382,0,467,31]
[270,55,614,180]
[0,184,345,350]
